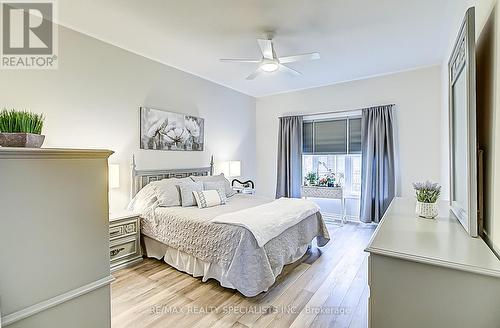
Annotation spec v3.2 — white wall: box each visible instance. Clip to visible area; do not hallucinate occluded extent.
[0,26,256,212]
[255,66,442,199]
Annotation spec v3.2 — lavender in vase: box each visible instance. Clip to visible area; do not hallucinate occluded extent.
[413,181,441,219]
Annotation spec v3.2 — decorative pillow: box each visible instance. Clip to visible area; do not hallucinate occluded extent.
[203,181,227,204]
[127,183,159,214]
[193,190,225,208]
[177,181,203,207]
[190,174,236,198]
[154,178,188,207]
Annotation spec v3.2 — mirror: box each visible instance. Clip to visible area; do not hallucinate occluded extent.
[449,7,478,237]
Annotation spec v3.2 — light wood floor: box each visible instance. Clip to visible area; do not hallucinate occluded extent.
[111,223,376,328]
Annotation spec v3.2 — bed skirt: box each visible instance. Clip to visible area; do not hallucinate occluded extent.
[141,234,310,296]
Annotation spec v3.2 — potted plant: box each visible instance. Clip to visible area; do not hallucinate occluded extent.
[327,173,336,187]
[305,172,318,186]
[0,109,45,148]
[413,181,441,219]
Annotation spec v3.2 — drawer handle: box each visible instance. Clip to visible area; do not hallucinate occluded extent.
[124,224,136,233]
[110,230,121,236]
[110,247,125,257]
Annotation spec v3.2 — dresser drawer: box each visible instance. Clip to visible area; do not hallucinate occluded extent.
[110,236,138,263]
[109,218,138,240]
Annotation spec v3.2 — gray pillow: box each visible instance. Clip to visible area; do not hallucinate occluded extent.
[153,178,182,207]
[177,181,203,207]
[153,177,192,207]
[190,174,236,197]
[203,181,227,204]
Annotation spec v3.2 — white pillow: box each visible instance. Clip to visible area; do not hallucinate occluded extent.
[127,183,159,214]
[193,190,225,208]
[190,174,236,197]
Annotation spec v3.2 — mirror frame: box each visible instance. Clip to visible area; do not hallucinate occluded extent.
[448,7,478,237]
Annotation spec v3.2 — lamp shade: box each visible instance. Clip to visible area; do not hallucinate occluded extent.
[108,164,120,189]
[219,160,241,177]
[229,161,241,177]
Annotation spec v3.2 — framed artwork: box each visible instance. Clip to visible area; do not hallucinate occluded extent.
[140,107,204,151]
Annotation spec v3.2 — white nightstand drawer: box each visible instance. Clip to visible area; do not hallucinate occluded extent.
[109,212,142,272]
[109,218,137,240]
[109,225,123,239]
[110,237,137,262]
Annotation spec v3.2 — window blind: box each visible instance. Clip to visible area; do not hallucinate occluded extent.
[314,120,347,153]
[349,118,362,153]
[303,117,361,154]
[303,122,313,153]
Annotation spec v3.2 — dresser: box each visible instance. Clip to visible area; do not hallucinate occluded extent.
[366,197,500,328]
[0,148,113,328]
[109,211,142,272]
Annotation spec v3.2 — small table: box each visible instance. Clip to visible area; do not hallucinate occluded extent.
[109,211,143,272]
[301,186,346,224]
[233,186,256,195]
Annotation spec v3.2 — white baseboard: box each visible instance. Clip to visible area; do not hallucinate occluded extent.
[1,275,114,326]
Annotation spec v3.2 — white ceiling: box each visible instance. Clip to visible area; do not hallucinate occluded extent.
[58,0,453,97]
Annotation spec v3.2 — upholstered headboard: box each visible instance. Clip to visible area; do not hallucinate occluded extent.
[130,155,214,198]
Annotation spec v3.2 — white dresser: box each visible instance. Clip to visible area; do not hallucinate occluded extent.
[0,148,113,328]
[366,197,500,328]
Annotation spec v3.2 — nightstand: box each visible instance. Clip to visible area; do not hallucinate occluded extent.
[109,211,142,272]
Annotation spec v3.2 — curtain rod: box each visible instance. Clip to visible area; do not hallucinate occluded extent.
[280,103,396,118]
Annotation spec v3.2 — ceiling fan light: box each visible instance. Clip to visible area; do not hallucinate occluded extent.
[260,62,279,72]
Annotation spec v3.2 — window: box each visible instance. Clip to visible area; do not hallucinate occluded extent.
[302,154,362,196]
[302,115,362,197]
[303,117,361,154]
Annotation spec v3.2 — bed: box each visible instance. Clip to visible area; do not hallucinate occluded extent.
[128,160,330,297]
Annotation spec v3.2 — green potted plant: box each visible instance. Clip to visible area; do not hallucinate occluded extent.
[413,181,441,219]
[305,172,318,186]
[0,109,45,148]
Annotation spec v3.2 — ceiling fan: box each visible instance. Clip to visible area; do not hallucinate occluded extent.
[220,38,320,80]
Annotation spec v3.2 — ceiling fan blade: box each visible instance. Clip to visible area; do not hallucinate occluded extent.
[257,39,274,59]
[246,69,262,80]
[280,64,302,77]
[278,52,320,64]
[220,58,261,63]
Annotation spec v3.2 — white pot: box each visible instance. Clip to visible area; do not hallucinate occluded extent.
[415,201,438,219]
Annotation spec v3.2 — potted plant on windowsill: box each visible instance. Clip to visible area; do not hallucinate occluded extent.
[304,172,318,186]
[413,181,441,219]
[0,109,45,148]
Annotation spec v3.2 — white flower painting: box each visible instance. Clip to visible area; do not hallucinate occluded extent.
[140,107,204,151]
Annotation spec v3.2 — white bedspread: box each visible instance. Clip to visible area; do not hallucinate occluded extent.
[212,197,320,247]
[133,194,330,296]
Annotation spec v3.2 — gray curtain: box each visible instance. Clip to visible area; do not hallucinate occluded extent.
[360,105,396,223]
[276,116,303,198]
